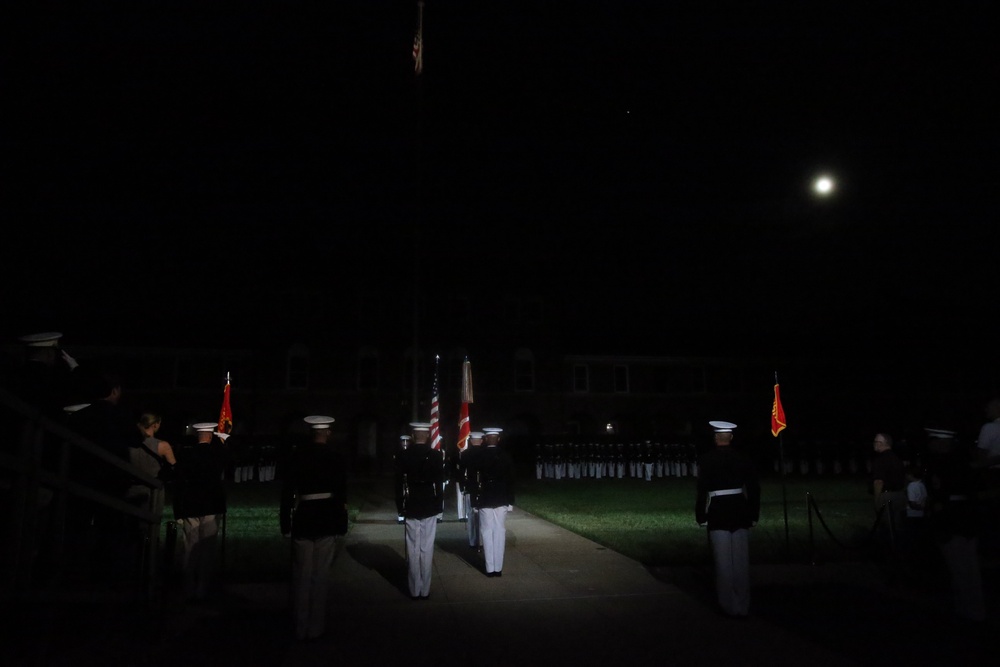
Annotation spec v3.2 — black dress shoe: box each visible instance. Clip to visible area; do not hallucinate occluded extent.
[495,571,502,577]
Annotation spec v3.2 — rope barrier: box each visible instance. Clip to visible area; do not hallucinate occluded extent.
[806,492,898,564]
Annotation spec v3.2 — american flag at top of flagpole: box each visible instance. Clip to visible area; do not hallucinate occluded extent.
[457,358,473,451]
[412,1,424,75]
[429,355,442,450]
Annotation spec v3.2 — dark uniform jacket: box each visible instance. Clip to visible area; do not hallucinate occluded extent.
[926,449,982,542]
[280,441,348,539]
[395,444,445,519]
[871,449,906,493]
[470,445,515,509]
[457,446,482,494]
[66,399,144,498]
[695,446,760,531]
[172,438,227,519]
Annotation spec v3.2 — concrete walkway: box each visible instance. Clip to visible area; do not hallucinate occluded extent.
[24,477,998,666]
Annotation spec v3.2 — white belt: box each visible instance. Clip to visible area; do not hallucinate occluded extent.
[708,488,743,498]
[300,492,333,501]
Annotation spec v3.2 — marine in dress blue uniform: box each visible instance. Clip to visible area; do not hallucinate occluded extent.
[172,422,228,601]
[695,421,760,617]
[460,432,485,550]
[280,415,348,641]
[394,422,444,599]
[470,427,515,577]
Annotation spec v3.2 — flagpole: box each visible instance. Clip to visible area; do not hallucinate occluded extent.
[410,1,424,423]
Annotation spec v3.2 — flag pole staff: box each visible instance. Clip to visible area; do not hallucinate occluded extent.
[776,371,790,561]
[410,1,425,422]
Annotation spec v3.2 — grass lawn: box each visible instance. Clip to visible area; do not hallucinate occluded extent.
[166,472,880,581]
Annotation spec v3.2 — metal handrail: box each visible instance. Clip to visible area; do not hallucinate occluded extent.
[1,384,164,607]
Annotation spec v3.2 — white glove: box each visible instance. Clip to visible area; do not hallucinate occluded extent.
[214,432,230,442]
[61,349,79,370]
[506,505,513,512]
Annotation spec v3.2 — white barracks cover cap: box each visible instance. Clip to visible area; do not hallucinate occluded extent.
[304,415,335,429]
[709,421,738,433]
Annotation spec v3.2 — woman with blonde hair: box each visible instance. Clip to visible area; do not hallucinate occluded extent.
[128,412,177,506]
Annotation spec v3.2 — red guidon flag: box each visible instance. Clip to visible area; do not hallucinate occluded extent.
[217,372,233,435]
[771,382,787,437]
[457,358,473,451]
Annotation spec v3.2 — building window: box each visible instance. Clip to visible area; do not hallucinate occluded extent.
[286,344,309,390]
[573,364,589,393]
[614,365,629,393]
[514,348,535,392]
[357,347,378,391]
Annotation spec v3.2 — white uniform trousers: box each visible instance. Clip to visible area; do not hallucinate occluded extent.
[404,516,438,597]
[291,535,337,640]
[177,514,222,600]
[709,528,751,616]
[479,506,509,574]
[456,485,468,520]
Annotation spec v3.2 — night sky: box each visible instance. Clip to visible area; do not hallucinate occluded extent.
[6,2,997,365]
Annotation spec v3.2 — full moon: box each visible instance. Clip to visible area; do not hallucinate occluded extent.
[812,175,835,196]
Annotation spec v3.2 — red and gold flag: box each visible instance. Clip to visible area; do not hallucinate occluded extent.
[457,358,473,451]
[771,382,786,437]
[218,373,233,435]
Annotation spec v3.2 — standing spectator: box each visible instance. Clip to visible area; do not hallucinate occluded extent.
[975,397,1000,466]
[974,397,1000,559]
[459,431,485,552]
[870,432,907,561]
[902,462,930,574]
[172,422,228,602]
[129,412,177,508]
[695,421,760,618]
[924,428,987,623]
[114,411,177,585]
[394,422,444,600]
[66,369,144,584]
[470,427,515,578]
[280,415,348,642]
